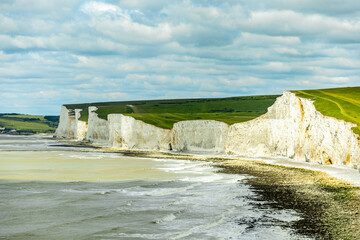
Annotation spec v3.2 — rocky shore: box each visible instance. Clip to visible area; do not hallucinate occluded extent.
[90,148,360,239]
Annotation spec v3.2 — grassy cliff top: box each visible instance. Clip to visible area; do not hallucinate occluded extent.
[292,87,360,135]
[0,114,59,133]
[65,95,280,129]
[65,86,360,131]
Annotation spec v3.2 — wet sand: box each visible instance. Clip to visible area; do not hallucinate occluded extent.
[95,148,360,239]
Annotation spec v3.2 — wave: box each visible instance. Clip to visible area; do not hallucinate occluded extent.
[169,207,236,239]
[152,213,177,224]
[180,174,223,183]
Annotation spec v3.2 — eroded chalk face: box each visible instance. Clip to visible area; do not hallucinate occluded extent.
[171,120,229,153]
[54,92,360,169]
[84,106,109,145]
[108,113,171,151]
[226,92,360,168]
[54,106,87,140]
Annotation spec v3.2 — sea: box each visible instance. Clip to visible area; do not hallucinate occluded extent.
[0,135,310,239]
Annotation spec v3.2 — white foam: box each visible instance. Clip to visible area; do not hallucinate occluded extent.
[153,213,177,224]
[169,207,235,240]
[60,189,112,195]
[149,183,202,196]
[67,153,120,160]
[219,176,247,184]
[181,175,223,183]
[255,157,360,186]
[157,164,193,172]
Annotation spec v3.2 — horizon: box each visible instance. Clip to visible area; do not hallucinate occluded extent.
[1,1,360,115]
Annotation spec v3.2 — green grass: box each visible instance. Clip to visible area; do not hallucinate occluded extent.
[65,95,279,128]
[292,87,360,135]
[125,112,261,129]
[0,114,58,133]
[64,87,360,130]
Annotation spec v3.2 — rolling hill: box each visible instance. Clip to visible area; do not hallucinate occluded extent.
[293,87,360,135]
[0,114,59,134]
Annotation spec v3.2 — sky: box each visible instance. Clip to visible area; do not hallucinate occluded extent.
[0,0,359,115]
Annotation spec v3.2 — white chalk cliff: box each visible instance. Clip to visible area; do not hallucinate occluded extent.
[54,92,360,169]
[171,120,228,153]
[84,106,109,145]
[226,92,360,169]
[54,106,87,140]
[108,114,171,150]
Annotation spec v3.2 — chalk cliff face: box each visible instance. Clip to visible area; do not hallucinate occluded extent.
[73,109,88,140]
[84,106,109,145]
[171,120,228,153]
[55,92,360,169]
[54,106,70,138]
[226,92,360,168]
[108,114,171,150]
[54,106,87,140]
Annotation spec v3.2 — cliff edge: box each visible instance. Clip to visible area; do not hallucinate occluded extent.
[54,91,360,169]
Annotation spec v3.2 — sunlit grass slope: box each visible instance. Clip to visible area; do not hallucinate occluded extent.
[65,95,279,129]
[292,87,360,135]
[0,114,59,133]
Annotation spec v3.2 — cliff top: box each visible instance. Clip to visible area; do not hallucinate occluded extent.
[292,87,360,135]
[64,95,279,129]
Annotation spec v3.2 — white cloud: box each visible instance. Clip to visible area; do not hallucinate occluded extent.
[261,0,360,16]
[81,1,129,19]
[1,0,360,115]
[117,0,167,11]
[23,90,60,98]
[264,62,292,72]
[275,48,300,55]
[68,90,128,101]
[219,77,265,87]
[0,14,17,33]
[91,19,172,44]
[313,76,350,83]
[239,32,301,45]
[244,10,360,42]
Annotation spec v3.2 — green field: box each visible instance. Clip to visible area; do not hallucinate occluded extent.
[0,114,59,133]
[65,95,279,129]
[292,87,360,135]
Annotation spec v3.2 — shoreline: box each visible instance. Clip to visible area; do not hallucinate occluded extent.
[7,135,360,239]
[89,147,360,239]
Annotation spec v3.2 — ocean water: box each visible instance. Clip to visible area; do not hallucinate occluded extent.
[0,135,309,239]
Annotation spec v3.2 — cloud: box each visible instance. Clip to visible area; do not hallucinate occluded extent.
[312,76,350,83]
[243,10,360,43]
[264,62,292,72]
[260,0,360,16]
[23,90,60,99]
[81,1,123,16]
[68,89,128,101]
[0,0,359,115]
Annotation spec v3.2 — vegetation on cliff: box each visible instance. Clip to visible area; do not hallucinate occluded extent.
[65,95,279,129]
[293,87,360,135]
[64,86,359,131]
[0,114,59,134]
[65,95,278,128]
